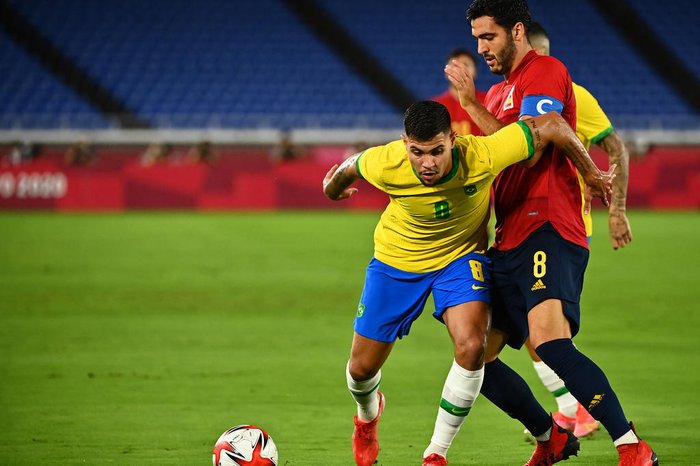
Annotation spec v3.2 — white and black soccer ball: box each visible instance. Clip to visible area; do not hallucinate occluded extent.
[212,425,278,466]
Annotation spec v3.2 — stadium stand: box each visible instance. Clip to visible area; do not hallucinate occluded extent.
[0,0,697,131]
[0,0,698,212]
[2,0,398,129]
[628,0,700,80]
[320,0,698,129]
[0,27,108,128]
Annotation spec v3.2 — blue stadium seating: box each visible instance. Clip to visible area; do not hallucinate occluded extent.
[3,0,399,128]
[525,0,697,129]
[0,28,108,128]
[321,0,697,129]
[1,0,697,129]
[629,0,700,80]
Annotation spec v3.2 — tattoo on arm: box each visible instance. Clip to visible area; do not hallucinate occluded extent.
[326,155,358,199]
[530,120,543,152]
[561,140,596,175]
[527,115,596,177]
[598,133,629,210]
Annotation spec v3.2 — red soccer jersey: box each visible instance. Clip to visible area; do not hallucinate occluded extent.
[484,50,586,251]
[433,89,488,136]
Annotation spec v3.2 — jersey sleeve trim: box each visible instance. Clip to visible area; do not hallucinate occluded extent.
[515,121,535,160]
[355,150,367,180]
[590,126,614,145]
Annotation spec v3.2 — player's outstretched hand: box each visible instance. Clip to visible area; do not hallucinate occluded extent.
[585,163,616,208]
[444,59,477,110]
[323,164,358,201]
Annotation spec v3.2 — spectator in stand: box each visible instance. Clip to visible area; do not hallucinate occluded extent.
[187,140,217,165]
[342,141,370,161]
[432,48,487,136]
[64,138,94,166]
[271,130,304,163]
[140,141,172,166]
[2,141,32,166]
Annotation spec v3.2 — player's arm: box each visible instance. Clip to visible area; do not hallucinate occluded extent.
[521,112,615,206]
[597,131,633,249]
[323,154,361,201]
[444,59,505,135]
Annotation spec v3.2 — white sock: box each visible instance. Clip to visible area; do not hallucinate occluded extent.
[346,362,381,422]
[613,429,639,447]
[535,427,552,442]
[533,360,578,418]
[423,360,484,458]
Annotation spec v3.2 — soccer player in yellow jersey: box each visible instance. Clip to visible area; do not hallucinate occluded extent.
[522,21,634,439]
[323,100,613,466]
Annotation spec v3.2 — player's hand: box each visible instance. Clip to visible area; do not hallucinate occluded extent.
[444,59,477,109]
[323,164,358,200]
[584,164,616,208]
[609,209,632,249]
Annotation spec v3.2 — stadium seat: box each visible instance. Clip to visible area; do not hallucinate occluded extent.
[0,29,108,128]
[1,0,697,129]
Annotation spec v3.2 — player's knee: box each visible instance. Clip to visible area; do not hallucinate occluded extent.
[347,360,379,382]
[453,334,487,369]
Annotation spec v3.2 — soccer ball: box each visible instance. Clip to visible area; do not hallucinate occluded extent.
[212,425,278,466]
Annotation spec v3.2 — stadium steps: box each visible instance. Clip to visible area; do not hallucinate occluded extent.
[0,0,150,128]
[589,0,700,116]
[281,0,417,113]
[627,0,700,81]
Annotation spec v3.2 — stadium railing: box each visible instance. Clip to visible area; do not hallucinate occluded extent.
[1,113,700,147]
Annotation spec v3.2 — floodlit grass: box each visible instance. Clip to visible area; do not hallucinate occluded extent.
[1,211,698,464]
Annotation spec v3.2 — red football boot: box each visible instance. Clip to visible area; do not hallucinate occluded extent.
[352,391,385,466]
[617,423,658,466]
[422,453,448,466]
[552,411,576,431]
[525,416,580,466]
[573,403,600,438]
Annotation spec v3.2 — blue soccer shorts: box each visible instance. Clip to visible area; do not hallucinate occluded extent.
[489,222,589,349]
[354,252,491,343]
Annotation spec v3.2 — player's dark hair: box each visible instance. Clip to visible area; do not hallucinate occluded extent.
[466,0,532,31]
[447,47,477,66]
[403,101,451,141]
[527,21,549,41]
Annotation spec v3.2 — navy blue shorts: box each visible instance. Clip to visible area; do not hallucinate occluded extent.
[488,222,589,349]
[354,253,491,343]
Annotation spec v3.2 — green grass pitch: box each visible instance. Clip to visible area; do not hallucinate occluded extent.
[1,211,698,465]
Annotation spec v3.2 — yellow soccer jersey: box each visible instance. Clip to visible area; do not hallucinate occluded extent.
[574,82,614,236]
[356,122,533,273]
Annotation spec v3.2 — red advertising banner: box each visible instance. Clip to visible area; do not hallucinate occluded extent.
[0,147,388,211]
[0,146,698,210]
